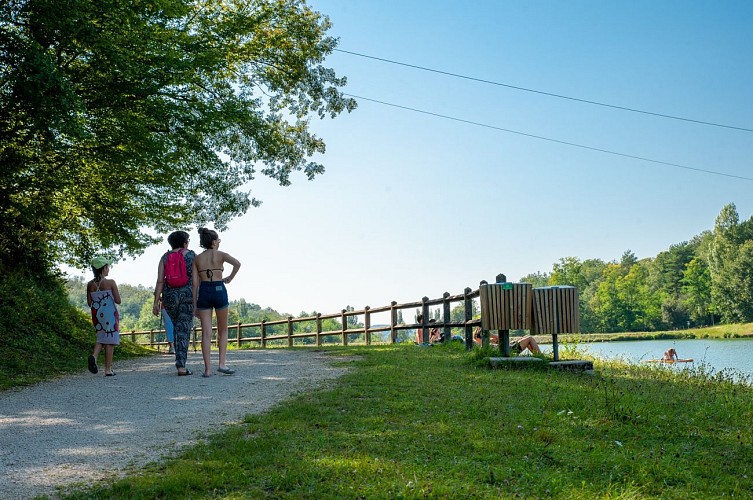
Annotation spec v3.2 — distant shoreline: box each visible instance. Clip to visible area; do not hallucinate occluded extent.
[539,323,753,344]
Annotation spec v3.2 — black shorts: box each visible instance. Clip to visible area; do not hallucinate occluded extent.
[196,281,229,310]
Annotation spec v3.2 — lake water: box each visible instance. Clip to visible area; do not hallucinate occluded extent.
[542,338,753,380]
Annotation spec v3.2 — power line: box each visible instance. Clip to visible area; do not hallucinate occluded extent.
[335,49,753,133]
[347,93,753,182]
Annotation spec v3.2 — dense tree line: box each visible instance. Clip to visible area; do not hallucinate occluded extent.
[520,203,753,333]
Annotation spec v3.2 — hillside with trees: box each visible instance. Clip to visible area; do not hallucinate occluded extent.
[520,203,753,333]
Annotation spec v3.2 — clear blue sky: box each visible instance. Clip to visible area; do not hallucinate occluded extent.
[66,0,753,316]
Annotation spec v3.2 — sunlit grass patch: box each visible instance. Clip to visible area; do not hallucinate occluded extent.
[63,342,753,499]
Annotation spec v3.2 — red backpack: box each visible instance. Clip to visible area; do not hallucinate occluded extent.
[164,249,189,288]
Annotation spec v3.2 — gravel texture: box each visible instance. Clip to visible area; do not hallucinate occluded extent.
[0,349,349,499]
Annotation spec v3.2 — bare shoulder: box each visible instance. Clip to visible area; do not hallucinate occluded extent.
[101,278,118,290]
[222,251,241,265]
[192,251,206,265]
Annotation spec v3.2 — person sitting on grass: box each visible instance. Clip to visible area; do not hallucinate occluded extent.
[415,314,425,344]
[428,319,442,343]
[472,326,541,355]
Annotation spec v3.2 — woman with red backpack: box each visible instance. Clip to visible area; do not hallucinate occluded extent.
[152,230,196,376]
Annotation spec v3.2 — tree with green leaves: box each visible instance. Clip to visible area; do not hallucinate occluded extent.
[681,257,713,326]
[549,256,606,292]
[549,256,606,333]
[1,0,355,274]
[707,204,753,323]
[591,259,663,332]
[620,249,638,270]
[518,271,550,288]
[136,300,161,332]
[650,242,698,298]
[722,241,753,322]
[624,260,663,331]
[345,305,358,327]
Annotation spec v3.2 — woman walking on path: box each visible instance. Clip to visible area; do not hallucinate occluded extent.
[152,231,196,376]
[192,228,241,377]
[87,256,120,376]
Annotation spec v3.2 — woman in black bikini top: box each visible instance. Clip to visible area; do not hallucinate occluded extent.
[200,267,224,280]
[192,227,241,378]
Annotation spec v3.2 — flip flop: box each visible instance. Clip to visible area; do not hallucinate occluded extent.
[217,367,235,375]
[178,369,193,376]
[105,372,116,377]
[201,372,212,378]
[88,355,98,374]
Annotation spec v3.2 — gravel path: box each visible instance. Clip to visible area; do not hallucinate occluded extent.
[0,349,350,499]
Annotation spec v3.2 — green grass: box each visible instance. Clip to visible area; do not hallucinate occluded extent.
[61,342,753,499]
[0,271,151,390]
[559,321,753,344]
[4,272,751,497]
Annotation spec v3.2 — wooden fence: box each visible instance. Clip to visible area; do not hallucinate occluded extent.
[124,279,489,351]
[124,272,578,357]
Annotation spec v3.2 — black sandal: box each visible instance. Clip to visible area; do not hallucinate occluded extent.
[88,355,98,374]
[178,369,193,376]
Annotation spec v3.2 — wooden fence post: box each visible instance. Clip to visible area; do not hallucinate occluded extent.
[390,301,397,343]
[237,321,242,348]
[464,287,473,349]
[479,281,490,349]
[496,274,510,357]
[316,313,322,347]
[341,309,348,346]
[421,297,429,344]
[364,306,371,345]
[287,316,293,348]
[553,287,560,361]
[261,320,267,349]
[442,292,451,342]
[478,279,488,348]
[149,329,154,348]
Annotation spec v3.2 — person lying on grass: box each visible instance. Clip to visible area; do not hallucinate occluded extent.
[472,326,541,355]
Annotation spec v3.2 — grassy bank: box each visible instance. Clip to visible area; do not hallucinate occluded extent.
[0,271,150,390]
[557,322,753,344]
[62,342,753,499]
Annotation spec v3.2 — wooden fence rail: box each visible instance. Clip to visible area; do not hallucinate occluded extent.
[125,284,483,351]
[124,272,578,356]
